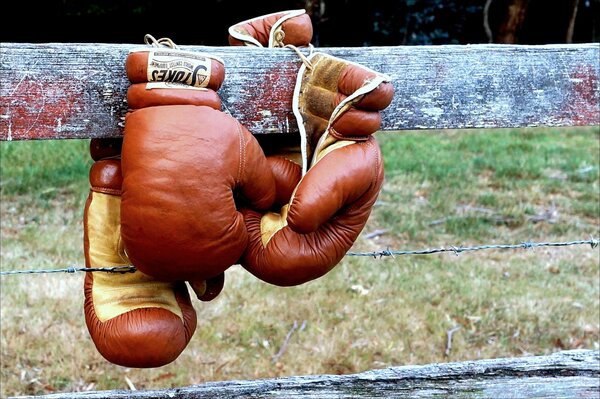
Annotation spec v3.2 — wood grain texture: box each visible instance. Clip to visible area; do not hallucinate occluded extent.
[1,42,598,141]
[13,349,599,398]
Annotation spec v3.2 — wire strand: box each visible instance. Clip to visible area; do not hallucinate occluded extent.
[0,266,136,275]
[1,238,597,276]
[346,238,599,257]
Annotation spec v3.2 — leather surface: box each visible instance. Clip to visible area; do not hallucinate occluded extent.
[121,53,275,281]
[230,14,394,286]
[121,105,275,281]
[83,142,197,368]
[228,10,313,47]
[242,137,384,286]
[84,272,196,368]
[127,84,222,110]
[90,138,122,161]
[191,272,226,302]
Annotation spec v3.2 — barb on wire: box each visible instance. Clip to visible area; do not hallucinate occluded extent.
[0,238,597,276]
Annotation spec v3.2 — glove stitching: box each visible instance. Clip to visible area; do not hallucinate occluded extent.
[91,187,122,195]
[329,127,369,142]
[373,138,382,184]
[235,121,246,186]
[365,138,382,197]
[343,139,379,215]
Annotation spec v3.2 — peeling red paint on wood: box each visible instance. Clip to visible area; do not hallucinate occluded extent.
[232,60,299,134]
[3,72,87,140]
[567,64,600,126]
[1,43,598,141]
[1,43,130,141]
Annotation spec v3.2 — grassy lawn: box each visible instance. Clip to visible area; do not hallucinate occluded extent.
[1,127,599,396]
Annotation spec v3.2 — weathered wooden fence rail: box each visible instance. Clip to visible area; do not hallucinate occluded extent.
[12,349,599,399]
[1,42,598,141]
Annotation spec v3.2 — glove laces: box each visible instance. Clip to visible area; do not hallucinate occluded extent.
[285,43,315,70]
[144,34,179,49]
[272,29,286,47]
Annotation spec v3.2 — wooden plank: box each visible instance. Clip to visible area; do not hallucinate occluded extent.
[13,349,599,399]
[0,42,598,141]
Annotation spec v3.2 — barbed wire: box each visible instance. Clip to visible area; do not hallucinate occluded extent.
[1,238,597,276]
[0,265,136,276]
[347,238,599,257]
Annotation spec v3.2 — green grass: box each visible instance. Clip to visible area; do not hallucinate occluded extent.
[1,139,91,198]
[1,127,598,397]
[376,127,599,242]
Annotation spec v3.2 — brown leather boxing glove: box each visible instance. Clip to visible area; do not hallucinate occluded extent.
[83,138,198,368]
[120,36,276,283]
[228,9,313,48]
[228,13,395,286]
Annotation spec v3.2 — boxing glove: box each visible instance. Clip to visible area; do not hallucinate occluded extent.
[228,9,313,48]
[83,138,198,368]
[228,13,395,286]
[120,37,276,282]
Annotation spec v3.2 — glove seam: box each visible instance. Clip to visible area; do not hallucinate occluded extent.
[343,139,380,215]
[365,138,382,196]
[235,121,246,186]
[329,128,369,142]
[91,187,122,196]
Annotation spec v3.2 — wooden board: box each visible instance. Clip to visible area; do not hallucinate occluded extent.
[0,42,598,141]
[12,349,599,398]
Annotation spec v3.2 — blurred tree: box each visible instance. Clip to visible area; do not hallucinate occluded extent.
[1,0,597,44]
[485,0,589,43]
[312,0,488,46]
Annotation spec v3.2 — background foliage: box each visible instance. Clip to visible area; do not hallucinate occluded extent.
[1,0,598,45]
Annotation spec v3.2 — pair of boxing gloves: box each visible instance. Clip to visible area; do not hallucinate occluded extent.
[84,10,394,368]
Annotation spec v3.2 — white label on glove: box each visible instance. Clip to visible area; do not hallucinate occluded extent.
[146,50,212,88]
[145,82,209,91]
